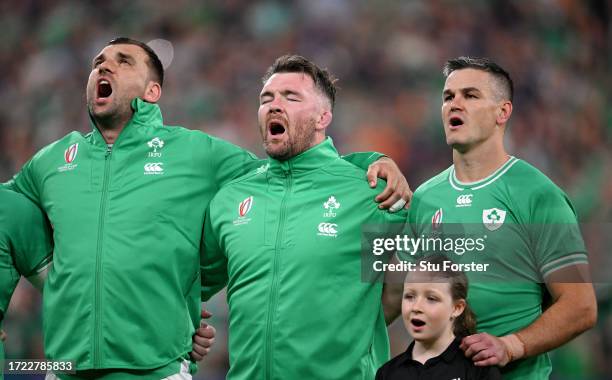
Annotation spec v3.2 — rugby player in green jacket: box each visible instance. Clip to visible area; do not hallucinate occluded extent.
[202,55,408,379]
[5,38,411,379]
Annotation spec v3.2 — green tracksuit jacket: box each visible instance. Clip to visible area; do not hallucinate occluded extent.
[6,99,382,377]
[202,138,406,380]
[0,188,53,379]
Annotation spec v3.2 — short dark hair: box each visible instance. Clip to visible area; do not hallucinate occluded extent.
[262,55,337,109]
[108,37,164,87]
[443,57,513,102]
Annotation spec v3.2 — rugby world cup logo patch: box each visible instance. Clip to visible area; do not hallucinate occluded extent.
[239,196,253,217]
[58,143,79,172]
[431,208,443,230]
[64,143,78,163]
[234,196,254,226]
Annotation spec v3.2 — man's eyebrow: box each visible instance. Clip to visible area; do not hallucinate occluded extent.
[92,53,105,64]
[461,87,481,93]
[443,87,482,95]
[281,89,301,97]
[116,52,135,63]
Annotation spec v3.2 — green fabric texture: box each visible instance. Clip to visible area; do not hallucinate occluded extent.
[407,157,588,380]
[5,98,384,375]
[202,137,406,379]
[0,188,53,370]
[6,98,259,372]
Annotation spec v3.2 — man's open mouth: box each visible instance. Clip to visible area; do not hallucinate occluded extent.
[268,121,286,135]
[449,116,464,127]
[97,79,113,99]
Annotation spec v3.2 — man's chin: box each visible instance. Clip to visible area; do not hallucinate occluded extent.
[263,140,286,157]
[89,103,114,118]
[266,149,291,161]
[449,141,471,154]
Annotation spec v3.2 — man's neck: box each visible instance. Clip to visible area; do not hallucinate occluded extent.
[95,112,133,145]
[453,139,509,183]
[412,333,455,364]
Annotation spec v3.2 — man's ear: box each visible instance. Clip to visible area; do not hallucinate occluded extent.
[143,82,162,103]
[316,110,333,131]
[496,100,512,126]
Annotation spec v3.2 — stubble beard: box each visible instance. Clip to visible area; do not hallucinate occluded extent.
[264,118,316,161]
[87,93,134,131]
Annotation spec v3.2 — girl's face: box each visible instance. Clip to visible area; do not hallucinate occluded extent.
[402,274,465,345]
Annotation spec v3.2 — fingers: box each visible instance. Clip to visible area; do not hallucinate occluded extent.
[197,324,216,339]
[366,166,379,188]
[389,199,407,213]
[0,330,6,342]
[474,356,501,367]
[190,346,206,361]
[193,332,215,348]
[403,188,413,209]
[461,333,509,367]
[464,340,491,358]
[460,333,487,356]
[389,182,413,211]
[201,307,212,319]
[372,174,413,211]
[375,179,399,208]
[190,324,216,362]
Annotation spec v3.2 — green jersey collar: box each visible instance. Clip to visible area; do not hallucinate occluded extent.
[88,98,164,147]
[268,137,339,175]
[449,156,518,191]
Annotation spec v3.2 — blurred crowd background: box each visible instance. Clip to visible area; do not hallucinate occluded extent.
[1,0,610,379]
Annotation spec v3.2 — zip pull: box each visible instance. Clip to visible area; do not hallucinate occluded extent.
[105,145,113,157]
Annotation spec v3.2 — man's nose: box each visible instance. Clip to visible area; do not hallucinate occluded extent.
[268,98,283,113]
[98,60,115,74]
[449,95,464,112]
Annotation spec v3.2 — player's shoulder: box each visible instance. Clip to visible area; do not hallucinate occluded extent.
[209,164,268,206]
[0,187,40,217]
[180,129,256,160]
[413,166,453,198]
[506,158,566,196]
[162,126,215,144]
[28,131,86,163]
[321,157,387,192]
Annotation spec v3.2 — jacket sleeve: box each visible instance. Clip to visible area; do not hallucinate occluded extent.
[10,192,53,277]
[201,204,229,301]
[3,158,43,206]
[207,135,264,187]
[341,152,385,170]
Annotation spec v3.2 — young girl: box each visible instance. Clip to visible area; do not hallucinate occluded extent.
[376,256,502,379]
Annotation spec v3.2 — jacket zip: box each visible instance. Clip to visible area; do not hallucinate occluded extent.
[93,144,112,366]
[264,168,292,380]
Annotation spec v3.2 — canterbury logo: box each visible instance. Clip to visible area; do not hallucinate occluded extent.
[317,222,338,237]
[456,194,473,207]
[144,162,164,174]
